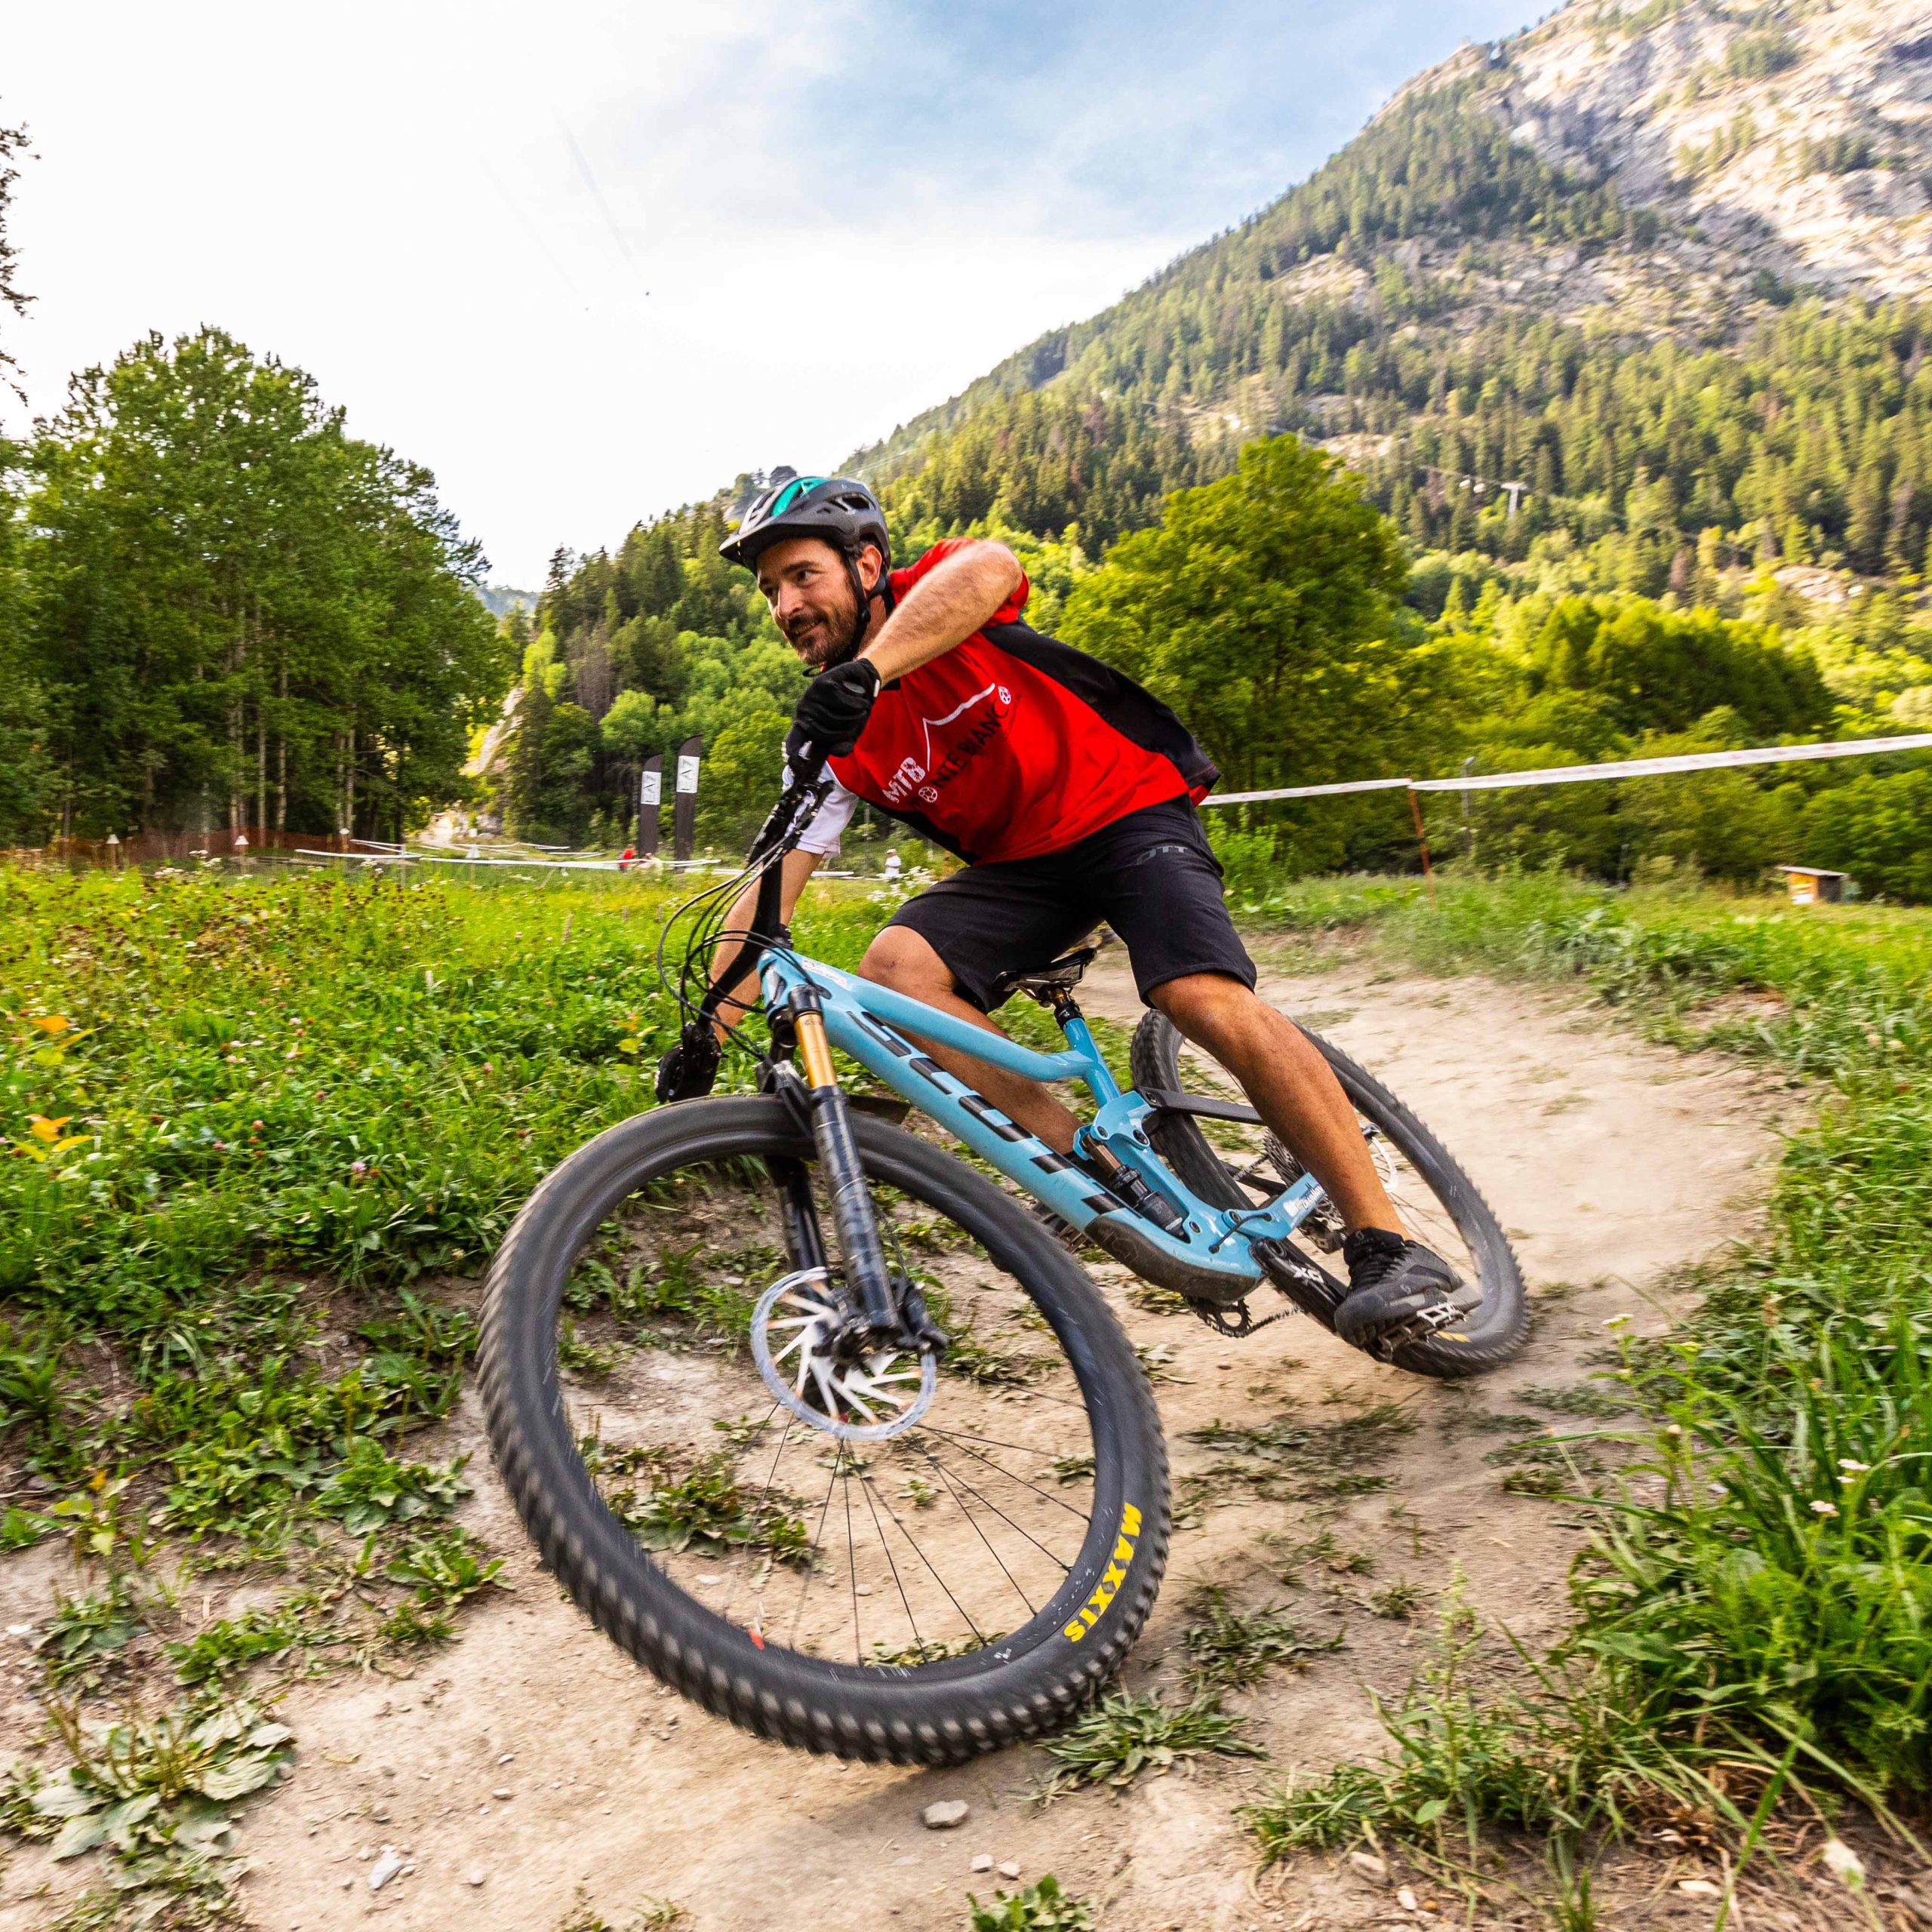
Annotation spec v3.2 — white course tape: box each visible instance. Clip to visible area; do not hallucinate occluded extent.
[296,847,623,872]
[1201,732,1932,806]
[1210,777,1416,804]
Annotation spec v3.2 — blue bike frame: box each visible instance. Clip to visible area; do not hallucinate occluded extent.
[759,949,1326,1305]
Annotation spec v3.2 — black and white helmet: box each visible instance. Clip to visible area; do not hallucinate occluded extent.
[718,472,890,572]
[720,471,893,657]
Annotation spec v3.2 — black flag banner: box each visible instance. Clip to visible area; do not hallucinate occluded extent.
[672,737,701,863]
[637,754,663,857]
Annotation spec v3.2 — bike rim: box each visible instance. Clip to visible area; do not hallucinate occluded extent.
[1160,1031,1484,1291]
[546,1145,1114,1676]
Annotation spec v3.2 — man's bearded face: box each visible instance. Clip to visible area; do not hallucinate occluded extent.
[756,537,878,669]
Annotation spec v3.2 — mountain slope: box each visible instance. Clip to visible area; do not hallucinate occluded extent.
[1497,0,1932,299]
[516,0,1932,850]
[848,0,1932,580]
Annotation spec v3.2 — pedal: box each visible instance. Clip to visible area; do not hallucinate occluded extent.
[1371,1296,1475,1361]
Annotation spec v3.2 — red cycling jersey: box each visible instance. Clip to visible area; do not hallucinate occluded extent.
[822,540,1218,866]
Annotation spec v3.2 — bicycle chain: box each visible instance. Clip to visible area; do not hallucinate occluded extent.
[1185,1297,1297,1340]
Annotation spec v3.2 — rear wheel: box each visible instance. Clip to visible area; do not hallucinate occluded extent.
[1128,1011,1527,1377]
[480,1095,1169,1762]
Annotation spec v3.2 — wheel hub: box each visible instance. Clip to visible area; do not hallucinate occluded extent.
[749,1271,937,1441]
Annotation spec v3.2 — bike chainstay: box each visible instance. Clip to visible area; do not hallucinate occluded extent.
[783,983,906,1344]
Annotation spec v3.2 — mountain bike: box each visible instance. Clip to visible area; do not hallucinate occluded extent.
[479,764,1527,1764]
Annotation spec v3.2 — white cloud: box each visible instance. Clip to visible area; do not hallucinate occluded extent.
[5,0,1183,582]
[5,0,1532,582]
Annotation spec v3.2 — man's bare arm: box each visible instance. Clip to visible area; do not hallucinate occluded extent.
[860,540,1023,682]
[706,846,823,1029]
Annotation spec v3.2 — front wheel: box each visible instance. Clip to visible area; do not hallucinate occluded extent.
[479,1095,1169,1763]
[1128,1011,1527,1378]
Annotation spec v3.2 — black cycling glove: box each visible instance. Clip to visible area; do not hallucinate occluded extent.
[654,1022,721,1105]
[785,658,881,771]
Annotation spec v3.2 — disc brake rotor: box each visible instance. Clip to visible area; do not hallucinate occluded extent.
[749,1270,938,1442]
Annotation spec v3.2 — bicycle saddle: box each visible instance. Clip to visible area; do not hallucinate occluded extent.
[992,934,1110,1004]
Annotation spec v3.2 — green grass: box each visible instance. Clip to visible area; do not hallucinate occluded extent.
[966,1876,1097,1930]
[1179,1402,1417,1512]
[0,863,888,1911]
[165,1595,325,1685]
[0,864,882,1500]
[1035,1689,1263,1799]
[1367,1580,1428,1622]
[1180,1586,1343,1691]
[1241,1574,1744,1859]
[607,1455,811,1564]
[13,857,1932,1895]
[552,1884,691,1931]
[1237,869,1932,1854]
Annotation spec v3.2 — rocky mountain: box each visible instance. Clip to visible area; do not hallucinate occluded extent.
[518,0,1931,864]
[850,0,1932,578]
[1489,0,1931,303]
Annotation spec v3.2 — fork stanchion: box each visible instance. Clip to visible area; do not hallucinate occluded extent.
[787,985,900,1340]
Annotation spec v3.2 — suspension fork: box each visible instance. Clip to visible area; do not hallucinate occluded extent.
[786,983,902,1345]
[771,1155,828,1277]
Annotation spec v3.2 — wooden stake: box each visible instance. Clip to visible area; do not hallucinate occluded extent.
[1407,786,1438,909]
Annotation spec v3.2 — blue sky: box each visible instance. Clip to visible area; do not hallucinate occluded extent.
[6,0,1534,584]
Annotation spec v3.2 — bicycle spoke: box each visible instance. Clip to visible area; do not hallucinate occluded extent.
[857,1465,924,1663]
[870,1473,987,1645]
[914,1425,1091,1518]
[919,1447,1041,1620]
[918,1444,1076,1577]
[721,1403,792,1628]
[843,1459,860,1664]
[552,1143,1112,1677]
[902,1422,1076,1460]
[791,1448,844,1649]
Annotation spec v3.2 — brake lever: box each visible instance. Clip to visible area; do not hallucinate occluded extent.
[747,769,833,868]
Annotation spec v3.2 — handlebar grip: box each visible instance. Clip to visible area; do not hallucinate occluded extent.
[784,743,828,789]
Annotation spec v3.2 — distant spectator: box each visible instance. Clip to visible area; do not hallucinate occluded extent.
[619,845,636,872]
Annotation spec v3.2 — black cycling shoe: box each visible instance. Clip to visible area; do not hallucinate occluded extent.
[1334,1227,1468,1357]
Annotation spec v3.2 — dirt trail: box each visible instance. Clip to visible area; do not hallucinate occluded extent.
[2,954,1792,1932]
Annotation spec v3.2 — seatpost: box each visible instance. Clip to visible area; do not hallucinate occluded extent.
[786,983,900,1342]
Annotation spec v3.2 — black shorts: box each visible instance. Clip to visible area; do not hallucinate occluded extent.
[886,797,1256,1011]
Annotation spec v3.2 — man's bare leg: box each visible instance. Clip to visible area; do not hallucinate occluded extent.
[1149,971,1402,1234]
[857,928,1082,1152]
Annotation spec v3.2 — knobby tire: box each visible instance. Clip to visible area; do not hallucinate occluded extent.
[480,1095,1170,1763]
[1128,1011,1528,1377]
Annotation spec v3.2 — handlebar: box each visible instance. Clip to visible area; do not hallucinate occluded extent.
[745,754,832,869]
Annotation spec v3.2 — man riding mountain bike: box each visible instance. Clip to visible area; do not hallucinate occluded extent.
[657,471,1463,1356]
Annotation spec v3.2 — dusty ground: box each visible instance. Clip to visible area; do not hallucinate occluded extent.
[0,948,1798,1932]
